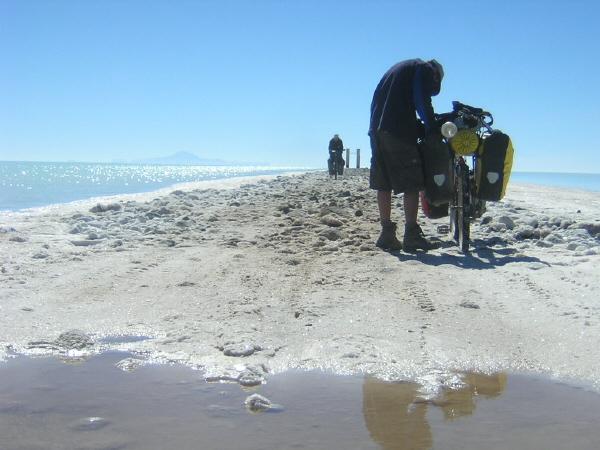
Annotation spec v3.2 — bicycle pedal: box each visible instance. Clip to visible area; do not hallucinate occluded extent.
[437,225,450,234]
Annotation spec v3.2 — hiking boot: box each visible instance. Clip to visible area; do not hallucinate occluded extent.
[376,221,402,251]
[403,224,442,252]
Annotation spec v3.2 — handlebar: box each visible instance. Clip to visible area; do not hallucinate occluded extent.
[448,101,494,131]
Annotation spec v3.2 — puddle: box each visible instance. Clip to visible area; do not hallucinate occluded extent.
[98,336,152,344]
[1,352,600,450]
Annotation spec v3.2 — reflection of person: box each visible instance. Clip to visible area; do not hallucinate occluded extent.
[362,373,507,449]
[362,375,433,450]
[328,134,345,175]
[432,372,507,421]
[369,59,444,252]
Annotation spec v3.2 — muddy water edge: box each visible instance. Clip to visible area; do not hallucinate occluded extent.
[1,352,600,450]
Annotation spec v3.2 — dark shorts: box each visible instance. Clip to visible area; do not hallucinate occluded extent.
[369,131,425,194]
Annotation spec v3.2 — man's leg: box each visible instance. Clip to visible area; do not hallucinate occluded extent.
[370,131,401,251]
[377,190,392,222]
[402,191,442,252]
[375,190,402,251]
[403,191,419,225]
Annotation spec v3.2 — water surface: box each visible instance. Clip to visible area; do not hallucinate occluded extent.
[1,352,599,449]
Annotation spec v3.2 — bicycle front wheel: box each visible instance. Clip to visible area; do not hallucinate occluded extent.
[453,163,470,252]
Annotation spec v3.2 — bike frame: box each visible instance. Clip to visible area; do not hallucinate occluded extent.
[445,104,494,252]
[450,154,480,252]
[329,150,343,180]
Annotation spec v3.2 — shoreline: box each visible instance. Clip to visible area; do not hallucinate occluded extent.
[1,173,298,217]
[2,169,599,216]
[1,169,599,397]
[0,170,316,216]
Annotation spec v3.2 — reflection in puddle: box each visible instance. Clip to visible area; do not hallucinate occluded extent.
[1,352,600,449]
[363,376,433,449]
[363,373,506,449]
[98,335,151,344]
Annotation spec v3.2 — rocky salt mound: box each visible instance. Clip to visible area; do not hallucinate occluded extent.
[62,170,381,253]
[477,193,600,254]
[54,169,599,257]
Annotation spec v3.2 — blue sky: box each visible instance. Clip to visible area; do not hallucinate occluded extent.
[1,0,599,172]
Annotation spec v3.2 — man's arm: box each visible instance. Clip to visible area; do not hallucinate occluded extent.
[413,65,438,133]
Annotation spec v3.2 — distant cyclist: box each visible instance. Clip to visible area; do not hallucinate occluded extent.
[328,134,345,176]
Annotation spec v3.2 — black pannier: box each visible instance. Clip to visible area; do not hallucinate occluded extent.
[418,134,453,205]
[475,130,514,201]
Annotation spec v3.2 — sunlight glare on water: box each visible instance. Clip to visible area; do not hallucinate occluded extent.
[0,162,312,211]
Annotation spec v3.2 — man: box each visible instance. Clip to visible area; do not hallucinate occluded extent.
[369,58,444,252]
[329,134,344,152]
[328,134,345,175]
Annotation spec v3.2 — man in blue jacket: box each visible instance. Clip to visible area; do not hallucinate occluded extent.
[369,58,444,252]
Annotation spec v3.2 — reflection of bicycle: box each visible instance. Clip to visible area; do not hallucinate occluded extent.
[438,102,514,252]
[328,150,344,180]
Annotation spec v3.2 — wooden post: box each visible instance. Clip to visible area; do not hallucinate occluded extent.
[345,148,350,168]
[356,149,360,168]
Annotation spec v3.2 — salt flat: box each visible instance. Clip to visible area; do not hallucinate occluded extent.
[1,169,599,397]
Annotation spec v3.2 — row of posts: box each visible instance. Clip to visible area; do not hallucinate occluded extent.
[344,148,361,168]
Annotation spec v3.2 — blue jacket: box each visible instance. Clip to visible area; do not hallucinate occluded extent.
[369,59,440,143]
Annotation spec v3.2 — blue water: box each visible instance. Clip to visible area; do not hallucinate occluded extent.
[0,161,315,212]
[509,172,600,193]
[1,162,599,213]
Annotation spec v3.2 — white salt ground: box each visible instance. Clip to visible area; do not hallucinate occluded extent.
[1,169,599,398]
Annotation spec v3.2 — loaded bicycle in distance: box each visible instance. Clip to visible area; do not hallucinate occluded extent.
[420,101,515,252]
[327,148,345,180]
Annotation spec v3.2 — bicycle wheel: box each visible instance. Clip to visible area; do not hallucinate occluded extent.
[453,163,470,252]
[333,159,338,180]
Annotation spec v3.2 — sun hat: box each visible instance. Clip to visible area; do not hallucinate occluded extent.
[429,59,444,81]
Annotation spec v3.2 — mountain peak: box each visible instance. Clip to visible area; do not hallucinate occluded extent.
[128,152,267,166]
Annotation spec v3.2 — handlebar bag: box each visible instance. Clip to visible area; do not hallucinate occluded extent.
[418,134,453,205]
[475,130,514,201]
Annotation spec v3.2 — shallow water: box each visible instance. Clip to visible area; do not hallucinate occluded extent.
[0,161,312,211]
[1,353,600,450]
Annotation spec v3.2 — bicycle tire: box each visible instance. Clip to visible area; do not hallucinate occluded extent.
[333,159,338,180]
[453,163,470,252]
[459,164,471,252]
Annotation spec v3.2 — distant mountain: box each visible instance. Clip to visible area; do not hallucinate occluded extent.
[125,151,268,166]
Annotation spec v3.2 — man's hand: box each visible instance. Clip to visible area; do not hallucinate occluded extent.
[426,127,443,140]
